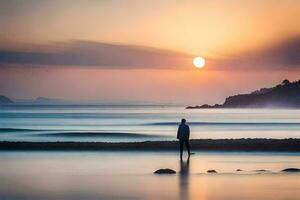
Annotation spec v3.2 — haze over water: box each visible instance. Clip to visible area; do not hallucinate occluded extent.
[1,105,300,142]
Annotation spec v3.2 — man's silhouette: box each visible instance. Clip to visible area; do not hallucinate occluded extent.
[177,118,191,159]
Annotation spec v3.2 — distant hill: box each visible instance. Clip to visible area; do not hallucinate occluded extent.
[33,97,66,104]
[187,79,300,109]
[2,96,67,104]
[0,96,13,104]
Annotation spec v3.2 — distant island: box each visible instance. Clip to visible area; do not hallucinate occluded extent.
[0,96,67,104]
[0,95,13,104]
[187,79,300,109]
[30,97,67,104]
[0,96,157,105]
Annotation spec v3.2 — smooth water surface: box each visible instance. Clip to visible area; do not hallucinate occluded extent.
[0,151,299,200]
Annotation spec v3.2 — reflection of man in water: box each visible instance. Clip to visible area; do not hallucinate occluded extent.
[179,157,190,200]
[177,118,191,160]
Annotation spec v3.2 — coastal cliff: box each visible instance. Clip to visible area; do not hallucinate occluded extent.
[187,79,300,109]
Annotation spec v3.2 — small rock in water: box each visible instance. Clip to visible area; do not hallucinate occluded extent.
[254,169,270,173]
[236,169,242,172]
[281,168,300,173]
[207,170,217,173]
[154,168,176,174]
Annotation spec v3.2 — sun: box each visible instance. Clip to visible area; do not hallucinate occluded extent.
[193,56,205,69]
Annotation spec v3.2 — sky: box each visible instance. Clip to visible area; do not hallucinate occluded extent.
[0,0,300,104]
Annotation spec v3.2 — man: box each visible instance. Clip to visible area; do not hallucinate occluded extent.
[177,118,191,159]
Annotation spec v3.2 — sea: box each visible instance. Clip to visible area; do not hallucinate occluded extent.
[1,104,300,142]
[0,104,300,200]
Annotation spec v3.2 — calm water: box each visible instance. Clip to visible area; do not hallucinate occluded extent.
[1,105,300,142]
[0,151,299,200]
[1,105,299,199]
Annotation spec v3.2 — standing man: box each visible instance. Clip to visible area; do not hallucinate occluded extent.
[177,118,191,159]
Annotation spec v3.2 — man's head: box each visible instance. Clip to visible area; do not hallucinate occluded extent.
[181,118,186,124]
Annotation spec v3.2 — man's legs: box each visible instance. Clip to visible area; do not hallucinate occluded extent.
[185,140,191,156]
[179,140,184,159]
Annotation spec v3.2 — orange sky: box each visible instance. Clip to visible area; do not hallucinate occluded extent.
[0,0,299,104]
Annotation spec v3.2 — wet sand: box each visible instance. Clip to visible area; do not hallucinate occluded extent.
[0,138,299,151]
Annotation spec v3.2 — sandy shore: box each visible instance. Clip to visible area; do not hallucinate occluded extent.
[0,138,299,151]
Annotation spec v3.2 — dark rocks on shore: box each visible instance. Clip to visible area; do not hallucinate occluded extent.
[207,170,217,173]
[186,104,221,109]
[281,168,300,173]
[154,168,176,174]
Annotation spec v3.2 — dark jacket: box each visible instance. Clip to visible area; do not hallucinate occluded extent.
[177,123,190,140]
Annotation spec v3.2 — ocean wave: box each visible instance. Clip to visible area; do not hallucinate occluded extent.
[145,122,300,126]
[0,128,43,132]
[34,132,165,138]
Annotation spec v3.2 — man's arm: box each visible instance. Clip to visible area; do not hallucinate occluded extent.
[177,126,180,139]
[187,126,190,139]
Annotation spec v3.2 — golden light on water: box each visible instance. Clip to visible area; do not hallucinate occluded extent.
[193,57,205,69]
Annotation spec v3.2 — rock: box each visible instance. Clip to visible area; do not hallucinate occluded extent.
[254,169,272,173]
[254,169,270,172]
[207,170,217,173]
[154,168,176,174]
[186,105,201,109]
[236,169,242,172]
[186,104,221,109]
[281,168,300,173]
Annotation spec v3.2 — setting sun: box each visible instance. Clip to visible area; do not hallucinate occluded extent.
[193,56,206,69]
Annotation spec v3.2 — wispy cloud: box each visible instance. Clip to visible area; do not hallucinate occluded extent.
[0,41,193,69]
[0,37,299,71]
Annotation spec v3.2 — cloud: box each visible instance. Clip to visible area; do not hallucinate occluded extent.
[0,37,299,71]
[0,41,193,69]
[209,36,300,71]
